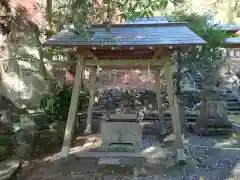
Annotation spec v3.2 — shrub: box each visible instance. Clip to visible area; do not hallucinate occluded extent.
[39,82,89,121]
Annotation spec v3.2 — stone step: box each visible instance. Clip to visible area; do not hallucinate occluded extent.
[82,111,200,118]
[93,145,136,153]
[98,157,144,171]
[228,107,240,111]
[84,109,240,120]
[227,102,240,107]
[228,111,240,115]
[227,98,239,102]
[148,112,199,118]
[79,115,199,123]
[75,151,145,158]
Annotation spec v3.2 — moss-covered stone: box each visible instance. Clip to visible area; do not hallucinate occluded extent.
[29,129,58,156]
[0,134,14,161]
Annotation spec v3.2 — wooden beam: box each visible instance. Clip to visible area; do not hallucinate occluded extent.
[163,60,184,150]
[152,48,172,60]
[84,59,167,68]
[84,66,98,134]
[78,48,98,60]
[152,48,163,59]
[60,56,84,159]
[223,45,240,48]
[132,49,155,55]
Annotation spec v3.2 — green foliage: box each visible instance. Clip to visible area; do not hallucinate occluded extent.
[170,13,229,70]
[117,0,169,20]
[52,0,171,33]
[39,82,89,121]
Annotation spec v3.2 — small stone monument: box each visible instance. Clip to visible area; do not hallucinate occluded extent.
[100,113,142,152]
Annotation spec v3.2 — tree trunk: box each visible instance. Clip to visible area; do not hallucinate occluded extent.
[45,0,53,88]
[46,0,53,38]
[38,45,48,80]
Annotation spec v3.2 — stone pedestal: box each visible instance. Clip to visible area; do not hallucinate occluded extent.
[195,90,231,134]
[100,114,142,152]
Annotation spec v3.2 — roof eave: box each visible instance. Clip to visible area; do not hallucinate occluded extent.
[223,44,240,48]
[90,22,188,28]
[43,42,206,47]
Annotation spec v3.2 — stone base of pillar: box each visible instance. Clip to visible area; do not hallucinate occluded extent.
[84,124,92,135]
[176,148,187,164]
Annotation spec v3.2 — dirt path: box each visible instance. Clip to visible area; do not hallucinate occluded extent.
[19,135,240,180]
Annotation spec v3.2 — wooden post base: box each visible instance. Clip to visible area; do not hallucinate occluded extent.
[176,149,187,164]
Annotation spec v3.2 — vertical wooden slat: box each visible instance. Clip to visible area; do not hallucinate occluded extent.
[60,56,84,158]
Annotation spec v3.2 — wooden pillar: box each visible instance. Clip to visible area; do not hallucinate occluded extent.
[84,66,97,134]
[60,56,84,158]
[153,69,166,135]
[163,60,185,153]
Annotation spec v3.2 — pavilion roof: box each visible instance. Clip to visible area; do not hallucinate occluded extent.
[125,16,169,24]
[212,24,239,33]
[223,37,240,48]
[44,20,206,48]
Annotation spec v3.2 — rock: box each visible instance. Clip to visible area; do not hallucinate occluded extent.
[133,166,146,177]
[15,128,58,158]
[51,121,67,140]
[0,160,22,180]
[139,167,147,175]
[30,113,49,130]
[15,129,33,158]
[133,167,139,177]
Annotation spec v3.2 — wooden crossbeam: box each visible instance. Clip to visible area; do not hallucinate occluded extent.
[152,48,171,60]
[78,48,98,60]
[152,48,163,59]
[84,59,166,68]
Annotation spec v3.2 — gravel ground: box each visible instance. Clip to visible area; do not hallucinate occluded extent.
[20,135,240,180]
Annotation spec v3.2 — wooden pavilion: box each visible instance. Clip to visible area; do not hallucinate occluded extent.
[44,17,206,160]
